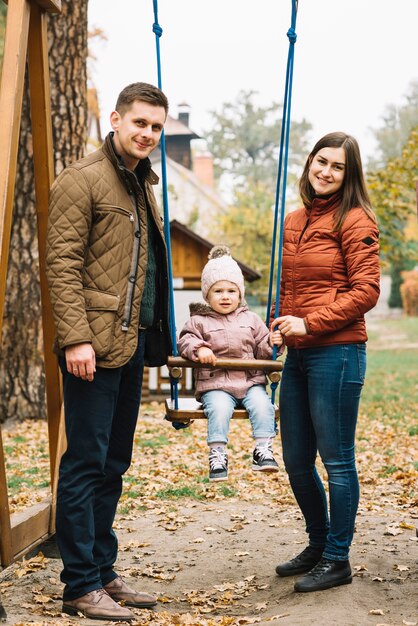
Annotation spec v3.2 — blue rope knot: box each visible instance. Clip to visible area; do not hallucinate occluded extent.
[153,22,163,37]
[287,27,297,44]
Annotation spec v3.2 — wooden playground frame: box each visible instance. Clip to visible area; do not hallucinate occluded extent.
[0,0,63,567]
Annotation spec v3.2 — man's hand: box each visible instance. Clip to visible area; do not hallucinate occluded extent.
[65,343,96,382]
[271,315,307,337]
[196,347,217,366]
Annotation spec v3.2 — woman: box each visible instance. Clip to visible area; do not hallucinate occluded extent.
[272,132,380,592]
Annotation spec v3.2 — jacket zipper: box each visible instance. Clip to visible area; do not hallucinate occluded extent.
[298,218,310,245]
[289,218,311,345]
[121,190,141,332]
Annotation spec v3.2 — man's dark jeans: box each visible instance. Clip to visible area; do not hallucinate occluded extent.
[279,343,366,562]
[57,332,146,601]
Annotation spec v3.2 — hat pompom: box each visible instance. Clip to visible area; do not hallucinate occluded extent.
[208,245,231,260]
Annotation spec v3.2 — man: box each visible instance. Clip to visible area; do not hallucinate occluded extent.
[46,82,172,621]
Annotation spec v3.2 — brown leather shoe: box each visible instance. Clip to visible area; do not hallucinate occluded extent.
[62,588,135,621]
[104,575,157,609]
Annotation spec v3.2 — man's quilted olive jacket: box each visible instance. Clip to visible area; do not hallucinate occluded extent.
[46,133,171,368]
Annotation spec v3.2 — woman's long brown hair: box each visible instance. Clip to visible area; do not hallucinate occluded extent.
[299,132,376,231]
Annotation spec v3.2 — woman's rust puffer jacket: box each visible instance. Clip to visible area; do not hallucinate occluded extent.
[276,193,380,349]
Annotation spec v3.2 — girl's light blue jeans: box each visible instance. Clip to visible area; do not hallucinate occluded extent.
[201,385,276,444]
[279,344,366,562]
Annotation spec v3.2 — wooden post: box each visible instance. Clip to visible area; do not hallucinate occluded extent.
[27,0,63,489]
[0,0,62,566]
[0,432,12,565]
[0,0,31,568]
[49,404,65,534]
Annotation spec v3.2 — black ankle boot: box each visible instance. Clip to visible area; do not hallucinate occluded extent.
[275,546,324,577]
[294,557,352,592]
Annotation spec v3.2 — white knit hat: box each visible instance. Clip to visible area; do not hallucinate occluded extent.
[201,245,245,302]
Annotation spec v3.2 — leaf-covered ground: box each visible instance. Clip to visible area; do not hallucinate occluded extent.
[0,317,417,625]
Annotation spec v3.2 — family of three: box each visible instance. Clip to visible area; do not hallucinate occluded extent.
[45,81,380,620]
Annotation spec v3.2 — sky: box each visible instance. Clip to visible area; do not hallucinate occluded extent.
[88,0,418,164]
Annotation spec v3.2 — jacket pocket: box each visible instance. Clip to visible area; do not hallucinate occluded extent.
[198,368,220,380]
[83,288,120,357]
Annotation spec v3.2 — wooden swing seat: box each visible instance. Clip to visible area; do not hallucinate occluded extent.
[165,356,282,422]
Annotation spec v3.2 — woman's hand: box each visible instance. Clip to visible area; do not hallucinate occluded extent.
[271,315,308,337]
[196,346,217,365]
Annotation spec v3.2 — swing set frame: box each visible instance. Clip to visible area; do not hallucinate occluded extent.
[0,0,64,568]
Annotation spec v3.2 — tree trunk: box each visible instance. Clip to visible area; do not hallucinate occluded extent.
[0,0,88,422]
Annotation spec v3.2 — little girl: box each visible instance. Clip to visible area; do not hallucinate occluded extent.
[178,246,283,481]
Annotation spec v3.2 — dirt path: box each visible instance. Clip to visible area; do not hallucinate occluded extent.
[0,498,417,626]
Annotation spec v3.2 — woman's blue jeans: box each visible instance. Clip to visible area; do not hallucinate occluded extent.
[279,344,366,561]
[201,385,276,444]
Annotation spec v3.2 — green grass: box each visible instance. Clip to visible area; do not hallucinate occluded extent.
[381,465,401,476]
[7,475,27,489]
[12,436,26,443]
[138,435,170,448]
[7,468,49,491]
[156,485,205,500]
[367,316,418,346]
[218,485,238,497]
[25,467,39,475]
[124,490,143,498]
[361,348,418,419]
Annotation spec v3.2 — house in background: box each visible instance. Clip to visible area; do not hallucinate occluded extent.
[163,102,200,170]
[151,103,229,239]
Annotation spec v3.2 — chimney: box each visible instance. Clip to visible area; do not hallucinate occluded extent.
[193,151,215,188]
[177,102,190,127]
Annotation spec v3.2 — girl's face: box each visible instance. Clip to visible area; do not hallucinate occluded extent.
[308,146,346,196]
[207,280,240,315]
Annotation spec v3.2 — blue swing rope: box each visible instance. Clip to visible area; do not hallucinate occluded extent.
[265,0,299,405]
[152,0,179,409]
[153,0,298,410]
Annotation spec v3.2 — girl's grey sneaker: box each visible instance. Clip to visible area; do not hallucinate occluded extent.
[252,441,279,472]
[209,447,228,481]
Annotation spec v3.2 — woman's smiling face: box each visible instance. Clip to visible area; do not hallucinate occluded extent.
[308,146,346,196]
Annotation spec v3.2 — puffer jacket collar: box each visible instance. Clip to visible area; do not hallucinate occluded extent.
[102,132,160,190]
[308,191,342,219]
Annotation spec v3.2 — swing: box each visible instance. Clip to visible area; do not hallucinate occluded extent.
[165,356,282,422]
[151,0,299,423]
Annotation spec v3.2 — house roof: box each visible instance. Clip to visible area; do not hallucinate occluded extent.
[170,219,261,283]
[164,115,200,139]
[152,153,228,212]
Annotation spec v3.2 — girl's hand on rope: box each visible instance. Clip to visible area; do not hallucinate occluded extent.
[270,329,283,347]
[65,342,96,381]
[272,315,308,337]
[196,346,217,366]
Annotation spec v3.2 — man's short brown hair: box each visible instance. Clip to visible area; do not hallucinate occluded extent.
[115,82,169,116]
